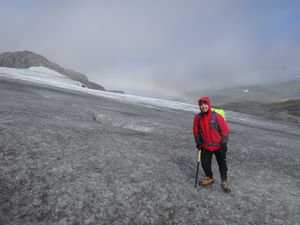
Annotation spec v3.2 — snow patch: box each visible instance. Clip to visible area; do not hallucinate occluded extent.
[0,66,86,88]
[92,113,153,132]
[243,89,249,92]
[123,124,153,132]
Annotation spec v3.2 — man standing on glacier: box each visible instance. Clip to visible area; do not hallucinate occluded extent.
[193,97,231,193]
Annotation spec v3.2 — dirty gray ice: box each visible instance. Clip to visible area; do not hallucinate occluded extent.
[1,69,300,224]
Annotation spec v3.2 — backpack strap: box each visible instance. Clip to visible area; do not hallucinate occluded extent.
[212,112,216,124]
[198,112,217,125]
[198,113,201,125]
[197,113,203,140]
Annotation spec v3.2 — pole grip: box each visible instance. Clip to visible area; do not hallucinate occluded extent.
[195,150,201,188]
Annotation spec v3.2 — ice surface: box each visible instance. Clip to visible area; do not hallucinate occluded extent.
[0,66,85,88]
[0,67,300,224]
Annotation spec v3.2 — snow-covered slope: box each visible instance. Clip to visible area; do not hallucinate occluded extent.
[0,67,300,224]
[0,66,86,88]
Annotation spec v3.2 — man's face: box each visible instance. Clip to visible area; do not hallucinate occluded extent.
[200,103,209,113]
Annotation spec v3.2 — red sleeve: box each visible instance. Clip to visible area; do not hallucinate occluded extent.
[215,113,229,137]
[193,114,199,137]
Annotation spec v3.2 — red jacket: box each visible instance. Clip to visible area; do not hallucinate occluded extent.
[193,97,229,151]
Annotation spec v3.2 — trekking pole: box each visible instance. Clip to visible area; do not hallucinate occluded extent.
[195,149,201,188]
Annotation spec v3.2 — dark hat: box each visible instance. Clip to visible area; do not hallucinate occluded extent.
[199,100,207,105]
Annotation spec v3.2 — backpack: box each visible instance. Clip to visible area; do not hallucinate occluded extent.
[198,108,225,135]
[198,108,225,124]
[211,108,226,121]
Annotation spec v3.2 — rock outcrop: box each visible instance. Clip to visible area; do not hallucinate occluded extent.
[0,50,106,91]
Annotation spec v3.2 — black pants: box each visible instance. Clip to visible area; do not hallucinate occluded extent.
[201,147,228,180]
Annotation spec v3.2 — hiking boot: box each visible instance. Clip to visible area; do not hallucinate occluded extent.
[221,180,231,193]
[199,177,214,186]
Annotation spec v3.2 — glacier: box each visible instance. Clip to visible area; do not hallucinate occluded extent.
[0,67,299,224]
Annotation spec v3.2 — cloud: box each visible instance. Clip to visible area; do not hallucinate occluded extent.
[1,0,300,99]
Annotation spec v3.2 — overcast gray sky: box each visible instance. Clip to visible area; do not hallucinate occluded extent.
[1,0,300,100]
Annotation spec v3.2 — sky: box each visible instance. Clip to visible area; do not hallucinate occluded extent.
[1,0,300,100]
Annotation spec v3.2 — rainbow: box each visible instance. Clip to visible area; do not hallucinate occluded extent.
[109,80,197,105]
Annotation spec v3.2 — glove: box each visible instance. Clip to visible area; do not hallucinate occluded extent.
[196,143,202,150]
[219,143,227,154]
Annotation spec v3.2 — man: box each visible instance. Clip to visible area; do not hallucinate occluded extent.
[193,97,231,193]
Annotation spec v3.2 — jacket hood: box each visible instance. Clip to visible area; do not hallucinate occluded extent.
[198,97,211,112]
